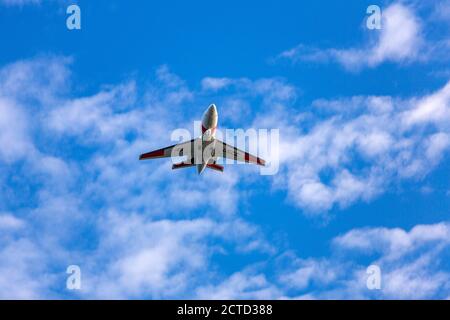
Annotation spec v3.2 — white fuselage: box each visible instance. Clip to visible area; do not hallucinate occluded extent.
[198,104,218,173]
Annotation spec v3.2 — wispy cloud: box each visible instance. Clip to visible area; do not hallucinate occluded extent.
[84,212,270,298]
[278,3,425,71]
[0,53,449,298]
[256,82,450,214]
[193,221,450,299]
[0,213,25,230]
[0,57,277,298]
[276,222,450,299]
[196,271,282,300]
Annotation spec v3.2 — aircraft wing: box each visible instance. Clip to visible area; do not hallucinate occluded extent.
[139,139,197,160]
[214,139,266,166]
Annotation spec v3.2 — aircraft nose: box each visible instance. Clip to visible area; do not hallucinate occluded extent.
[208,104,217,115]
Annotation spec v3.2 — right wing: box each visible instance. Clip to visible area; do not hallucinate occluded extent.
[214,139,266,166]
[139,139,198,161]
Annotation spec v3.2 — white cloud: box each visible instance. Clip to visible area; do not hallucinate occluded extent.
[333,223,450,258]
[261,79,450,214]
[426,133,450,162]
[0,239,52,299]
[367,3,422,66]
[47,82,139,143]
[196,271,281,299]
[87,213,217,298]
[195,221,450,300]
[80,212,272,298]
[0,58,264,298]
[403,81,450,127]
[0,213,25,230]
[201,77,234,91]
[0,54,449,299]
[279,258,339,290]
[278,3,424,71]
[381,259,449,299]
[0,56,70,103]
[200,76,297,103]
[0,97,34,163]
[279,222,450,299]
[0,57,283,299]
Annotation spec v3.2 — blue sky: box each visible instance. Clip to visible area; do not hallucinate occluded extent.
[0,0,449,299]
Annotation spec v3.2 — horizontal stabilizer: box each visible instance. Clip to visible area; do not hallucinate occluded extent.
[207,163,224,172]
[172,162,195,170]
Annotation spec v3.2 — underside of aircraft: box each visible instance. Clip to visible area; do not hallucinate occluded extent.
[139,104,266,174]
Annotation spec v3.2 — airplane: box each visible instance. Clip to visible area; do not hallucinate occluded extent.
[139,104,266,174]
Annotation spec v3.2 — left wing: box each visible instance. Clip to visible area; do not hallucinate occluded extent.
[214,139,266,166]
[139,139,197,161]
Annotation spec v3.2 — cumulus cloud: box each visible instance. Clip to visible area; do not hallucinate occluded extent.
[278,3,425,71]
[0,97,34,163]
[85,213,219,298]
[333,223,450,258]
[201,77,234,91]
[0,213,25,230]
[85,213,270,298]
[0,56,71,103]
[277,222,450,299]
[192,221,450,300]
[196,271,281,299]
[0,57,278,298]
[47,82,139,143]
[256,80,450,214]
[403,81,450,127]
[201,76,297,102]
[0,56,71,166]
[279,258,339,291]
[0,239,52,299]
[0,53,449,299]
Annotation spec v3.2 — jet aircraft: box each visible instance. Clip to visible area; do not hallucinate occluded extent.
[139,104,266,174]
